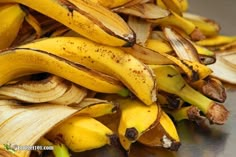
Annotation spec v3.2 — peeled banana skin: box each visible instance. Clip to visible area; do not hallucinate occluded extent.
[116,98,160,150]
[0,47,126,94]
[138,110,181,151]
[0,0,135,47]
[19,36,157,105]
[0,3,25,49]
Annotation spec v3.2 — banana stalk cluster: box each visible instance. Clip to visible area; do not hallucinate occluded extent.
[0,0,235,157]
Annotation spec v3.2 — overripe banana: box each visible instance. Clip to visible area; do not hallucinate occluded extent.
[0,0,135,46]
[46,115,115,152]
[138,110,181,151]
[0,47,126,94]
[0,3,25,49]
[19,37,156,105]
[151,65,229,124]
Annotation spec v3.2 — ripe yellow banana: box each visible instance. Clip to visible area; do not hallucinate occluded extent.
[138,110,181,151]
[0,74,70,103]
[0,0,135,47]
[151,65,229,125]
[46,115,115,152]
[19,37,156,105]
[0,47,125,94]
[0,3,25,49]
[117,98,160,150]
[149,10,205,41]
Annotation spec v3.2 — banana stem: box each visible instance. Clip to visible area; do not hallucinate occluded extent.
[53,144,70,157]
[166,106,205,123]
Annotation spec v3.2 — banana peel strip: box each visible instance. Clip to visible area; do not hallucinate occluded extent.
[127,16,152,46]
[114,3,170,19]
[0,99,113,157]
[208,51,236,84]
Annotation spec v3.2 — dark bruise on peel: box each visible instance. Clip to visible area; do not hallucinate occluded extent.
[180,60,199,81]
[58,0,135,46]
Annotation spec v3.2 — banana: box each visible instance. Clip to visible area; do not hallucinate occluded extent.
[19,37,156,105]
[183,12,220,37]
[46,115,115,152]
[138,110,181,151]
[0,74,70,103]
[151,65,229,124]
[149,10,205,41]
[0,47,126,94]
[196,35,236,47]
[0,0,135,47]
[49,83,87,105]
[0,3,25,49]
[116,98,160,150]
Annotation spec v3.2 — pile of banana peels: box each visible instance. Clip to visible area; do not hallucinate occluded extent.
[0,0,235,157]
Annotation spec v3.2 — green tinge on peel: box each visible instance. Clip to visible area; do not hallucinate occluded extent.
[117,88,130,97]
[53,144,70,157]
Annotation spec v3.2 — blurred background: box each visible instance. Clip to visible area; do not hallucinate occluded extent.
[188,0,236,35]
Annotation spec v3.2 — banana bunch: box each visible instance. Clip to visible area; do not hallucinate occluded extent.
[0,0,234,157]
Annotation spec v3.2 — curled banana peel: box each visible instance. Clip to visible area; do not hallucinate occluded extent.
[0,47,126,94]
[46,115,115,152]
[116,98,161,151]
[138,110,181,151]
[19,37,156,105]
[0,74,70,103]
[0,3,25,49]
[49,83,87,106]
[151,65,229,125]
[0,0,135,47]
